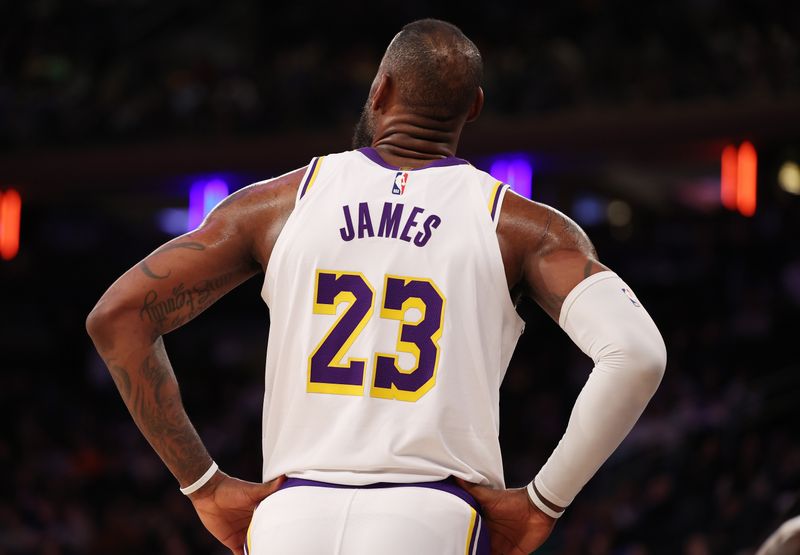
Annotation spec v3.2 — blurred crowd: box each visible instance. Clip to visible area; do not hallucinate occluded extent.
[1,0,800,554]
[1,186,798,554]
[1,0,798,149]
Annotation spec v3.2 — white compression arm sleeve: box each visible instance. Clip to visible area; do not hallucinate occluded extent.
[531,271,667,512]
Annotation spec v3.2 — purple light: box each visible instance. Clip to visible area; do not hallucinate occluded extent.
[188,178,229,231]
[490,156,533,198]
[158,208,188,236]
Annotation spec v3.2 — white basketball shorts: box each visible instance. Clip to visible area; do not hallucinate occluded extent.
[246,478,489,555]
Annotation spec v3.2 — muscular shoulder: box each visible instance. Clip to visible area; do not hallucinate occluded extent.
[213,166,305,219]
[202,166,307,269]
[497,191,605,318]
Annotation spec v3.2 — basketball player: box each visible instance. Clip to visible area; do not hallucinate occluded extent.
[756,516,800,555]
[87,19,666,555]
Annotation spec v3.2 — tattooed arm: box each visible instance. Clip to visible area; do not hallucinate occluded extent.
[88,205,263,482]
[460,192,664,555]
[86,168,304,554]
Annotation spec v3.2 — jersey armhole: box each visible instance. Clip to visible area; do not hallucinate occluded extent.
[487,181,510,230]
[295,156,325,203]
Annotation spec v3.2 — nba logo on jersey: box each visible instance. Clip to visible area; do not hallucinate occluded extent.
[392,172,409,195]
[621,287,641,307]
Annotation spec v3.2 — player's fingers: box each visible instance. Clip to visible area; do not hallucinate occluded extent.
[454,476,479,491]
[490,539,525,555]
[252,474,286,500]
[455,477,495,501]
[223,529,247,555]
[227,536,245,555]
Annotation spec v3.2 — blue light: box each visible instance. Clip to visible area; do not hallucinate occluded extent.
[158,208,188,236]
[188,178,229,231]
[490,156,533,198]
[572,194,607,227]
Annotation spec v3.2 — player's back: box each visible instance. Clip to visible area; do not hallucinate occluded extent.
[261,147,523,488]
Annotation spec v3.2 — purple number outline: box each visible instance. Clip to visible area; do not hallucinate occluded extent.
[307,270,374,396]
[371,275,446,402]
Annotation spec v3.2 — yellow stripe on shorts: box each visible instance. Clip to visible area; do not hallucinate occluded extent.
[246,518,253,554]
[464,507,477,555]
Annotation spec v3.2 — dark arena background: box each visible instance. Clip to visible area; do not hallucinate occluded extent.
[1,1,799,554]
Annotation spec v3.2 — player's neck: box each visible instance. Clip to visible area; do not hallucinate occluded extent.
[371,114,464,169]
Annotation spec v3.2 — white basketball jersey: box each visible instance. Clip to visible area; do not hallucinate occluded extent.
[261,148,524,488]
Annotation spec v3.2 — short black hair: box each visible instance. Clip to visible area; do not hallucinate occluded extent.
[382,19,483,120]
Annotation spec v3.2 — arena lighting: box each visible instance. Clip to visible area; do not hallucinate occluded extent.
[778,161,800,195]
[158,208,189,236]
[572,195,606,227]
[0,188,22,261]
[720,145,738,210]
[737,142,757,217]
[490,156,533,198]
[720,142,758,217]
[607,200,632,227]
[188,178,229,231]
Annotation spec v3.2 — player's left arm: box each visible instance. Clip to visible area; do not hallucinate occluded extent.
[462,192,666,554]
[517,194,667,515]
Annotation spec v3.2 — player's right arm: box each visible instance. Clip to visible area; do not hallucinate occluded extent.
[85,168,303,554]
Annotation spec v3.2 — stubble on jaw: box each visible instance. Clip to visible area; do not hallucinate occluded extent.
[352,102,375,149]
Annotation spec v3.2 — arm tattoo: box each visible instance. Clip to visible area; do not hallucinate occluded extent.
[153,241,206,255]
[120,343,210,483]
[556,213,598,258]
[139,242,207,280]
[213,184,258,212]
[108,363,132,399]
[140,261,170,280]
[139,272,238,333]
[193,272,236,305]
[534,209,554,252]
[140,284,196,328]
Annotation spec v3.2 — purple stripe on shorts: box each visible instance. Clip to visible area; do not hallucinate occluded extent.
[298,157,319,199]
[278,477,489,554]
[476,515,490,555]
[490,183,508,221]
[357,147,470,170]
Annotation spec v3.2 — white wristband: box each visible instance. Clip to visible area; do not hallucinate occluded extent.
[526,481,565,519]
[179,461,219,495]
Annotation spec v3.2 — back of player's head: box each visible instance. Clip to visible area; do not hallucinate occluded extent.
[381,19,483,120]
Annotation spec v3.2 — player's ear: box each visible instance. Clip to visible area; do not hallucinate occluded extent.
[370,73,393,113]
[465,86,484,123]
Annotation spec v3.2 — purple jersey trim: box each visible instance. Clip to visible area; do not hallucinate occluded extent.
[357,147,470,170]
[298,157,319,199]
[279,477,489,554]
[490,183,508,221]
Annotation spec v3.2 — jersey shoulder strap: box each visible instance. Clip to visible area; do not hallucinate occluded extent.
[471,168,510,228]
[296,155,327,202]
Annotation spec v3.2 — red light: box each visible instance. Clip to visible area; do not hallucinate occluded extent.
[737,141,757,217]
[0,189,21,260]
[720,145,738,210]
[720,143,758,217]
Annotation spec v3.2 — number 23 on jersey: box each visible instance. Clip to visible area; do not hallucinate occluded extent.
[308,270,445,402]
